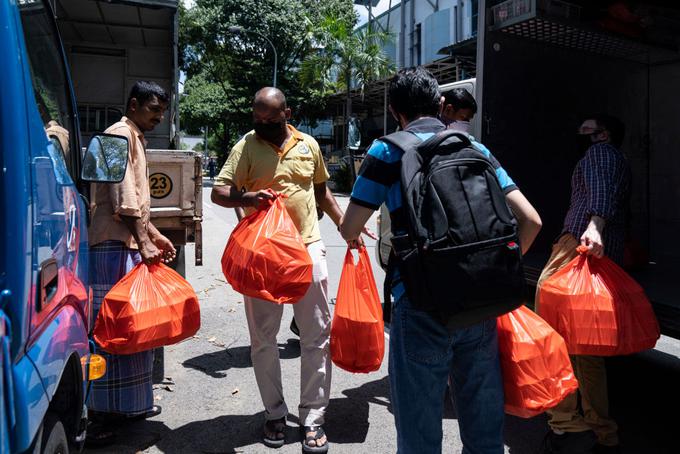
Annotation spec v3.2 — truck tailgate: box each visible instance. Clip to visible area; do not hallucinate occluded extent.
[146,150,203,265]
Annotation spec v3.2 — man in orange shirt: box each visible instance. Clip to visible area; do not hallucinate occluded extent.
[87,81,176,446]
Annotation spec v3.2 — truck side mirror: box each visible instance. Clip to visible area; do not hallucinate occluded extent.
[81,134,129,183]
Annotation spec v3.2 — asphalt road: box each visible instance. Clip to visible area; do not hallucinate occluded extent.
[85,181,680,454]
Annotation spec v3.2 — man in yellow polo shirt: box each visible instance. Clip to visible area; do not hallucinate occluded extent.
[211,87,362,453]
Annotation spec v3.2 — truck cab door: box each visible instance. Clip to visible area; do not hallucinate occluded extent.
[18,0,90,398]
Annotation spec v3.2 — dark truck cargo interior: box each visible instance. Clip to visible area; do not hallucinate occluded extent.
[482,0,680,337]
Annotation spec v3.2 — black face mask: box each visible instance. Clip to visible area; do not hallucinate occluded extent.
[576,135,595,151]
[254,122,285,143]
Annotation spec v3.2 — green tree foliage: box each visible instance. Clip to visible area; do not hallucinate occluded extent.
[179,0,357,159]
[299,16,393,179]
[300,17,394,111]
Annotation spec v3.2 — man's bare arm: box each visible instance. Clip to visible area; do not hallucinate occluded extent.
[314,183,343,227]
[340,203,375,242]
[505,190,542,255]
[316,184,377,248]
[211,185,274,209]
[120,215,162,265]
[234,207,246,221]
[147,222,177,262]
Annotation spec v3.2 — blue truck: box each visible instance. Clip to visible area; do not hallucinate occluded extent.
[1,0,133,452]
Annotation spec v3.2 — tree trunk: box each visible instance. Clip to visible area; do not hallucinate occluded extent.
[219,118,229,164]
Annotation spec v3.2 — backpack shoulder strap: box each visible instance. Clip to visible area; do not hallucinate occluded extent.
[380,131,431,246]
[418,129,472,156]
[380,131,423,155]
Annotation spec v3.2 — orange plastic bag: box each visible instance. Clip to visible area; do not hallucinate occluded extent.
[330,247,384,373]
[497,306,578,418]
[538,247,660,356]
[221,196,312,304]
[94,263,201,355]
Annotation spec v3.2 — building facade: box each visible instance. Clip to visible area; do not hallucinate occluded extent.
[357,0,479,72]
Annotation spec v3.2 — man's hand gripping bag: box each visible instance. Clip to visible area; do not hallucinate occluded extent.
[538,246,659,356]
[221,195,312,304]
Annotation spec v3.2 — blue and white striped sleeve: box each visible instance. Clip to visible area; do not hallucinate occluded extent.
[350,140,401,210]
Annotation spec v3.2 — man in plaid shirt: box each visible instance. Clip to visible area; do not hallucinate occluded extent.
[538,115,630,454]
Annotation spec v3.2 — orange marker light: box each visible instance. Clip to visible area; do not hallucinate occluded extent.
[81,354,107,381]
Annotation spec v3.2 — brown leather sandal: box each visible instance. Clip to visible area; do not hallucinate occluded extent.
[301,425,329,453]
[263,417,286,448]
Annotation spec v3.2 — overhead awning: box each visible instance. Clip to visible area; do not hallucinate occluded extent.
[325,54,471,118]
[437,36,477,59]
[353,0,380,6]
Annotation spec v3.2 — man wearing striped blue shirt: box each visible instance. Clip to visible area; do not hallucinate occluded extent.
[340,67,542,454]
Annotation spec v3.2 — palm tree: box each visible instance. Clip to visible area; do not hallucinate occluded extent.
[300,15,394,180]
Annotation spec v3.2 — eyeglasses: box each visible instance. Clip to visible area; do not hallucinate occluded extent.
[578,126,604,135]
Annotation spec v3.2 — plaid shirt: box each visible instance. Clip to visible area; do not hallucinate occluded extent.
[562,143,631,263]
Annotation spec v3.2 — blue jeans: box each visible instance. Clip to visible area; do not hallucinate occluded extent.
[389,295,505,454]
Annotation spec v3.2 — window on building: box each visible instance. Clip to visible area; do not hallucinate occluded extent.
[414,23,422,66]
[454,5,460,42]
[472,0,479,37]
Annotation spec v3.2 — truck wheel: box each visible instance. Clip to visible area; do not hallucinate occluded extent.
[41,412,69,454]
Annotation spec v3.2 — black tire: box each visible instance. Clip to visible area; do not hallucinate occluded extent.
[41,412,70,454]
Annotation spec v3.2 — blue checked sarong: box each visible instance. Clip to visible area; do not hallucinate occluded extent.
[88,240,153,416]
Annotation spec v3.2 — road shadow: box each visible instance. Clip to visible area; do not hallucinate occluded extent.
[147,403,373,453]
[444,383,459,420]
[152,411,300,454]
[607,353,679,454]
[83,420,170,454]
[440,379,549,453]
[320,375,391,444]
[503,414,549,454]
[182,339,301,378]
[501,349,680,454]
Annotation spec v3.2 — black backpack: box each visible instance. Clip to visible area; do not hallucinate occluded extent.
[382,129,525,329]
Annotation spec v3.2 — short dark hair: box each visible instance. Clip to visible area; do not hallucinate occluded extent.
[593,114,625,148]
[126,81,169,111]
[443,88,477,114]
[388,67,441,121]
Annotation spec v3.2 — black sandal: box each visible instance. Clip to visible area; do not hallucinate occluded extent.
[125,405,162,422]
[263,417,286,448]
[301,425,329,453]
